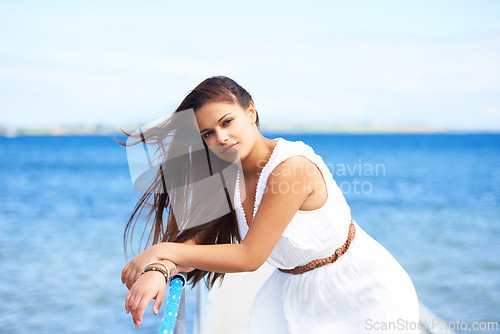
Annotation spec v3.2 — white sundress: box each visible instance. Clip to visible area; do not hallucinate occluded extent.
[234,137,420,334]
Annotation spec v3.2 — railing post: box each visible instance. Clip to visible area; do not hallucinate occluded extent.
[173,291,185,334]
[193,280,211,334]
[158,274,187,334]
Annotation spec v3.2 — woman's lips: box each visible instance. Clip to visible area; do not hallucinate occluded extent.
[222,143,238,153]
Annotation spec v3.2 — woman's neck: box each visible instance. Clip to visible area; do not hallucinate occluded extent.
[240,135,278,180]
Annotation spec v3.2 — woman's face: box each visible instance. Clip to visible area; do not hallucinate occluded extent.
[196,101,257,161]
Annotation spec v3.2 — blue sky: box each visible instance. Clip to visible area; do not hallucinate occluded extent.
[1,0,499,130]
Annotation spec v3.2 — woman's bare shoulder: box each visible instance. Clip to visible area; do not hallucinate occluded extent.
[266,155,321,194]
[269,154,319,177]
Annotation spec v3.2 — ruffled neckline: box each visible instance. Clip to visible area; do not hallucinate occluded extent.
[236,137,284,229]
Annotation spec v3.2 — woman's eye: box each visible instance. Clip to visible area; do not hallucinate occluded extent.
[202,119,232,138]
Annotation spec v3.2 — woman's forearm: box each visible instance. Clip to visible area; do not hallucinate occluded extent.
[154,242,262,273]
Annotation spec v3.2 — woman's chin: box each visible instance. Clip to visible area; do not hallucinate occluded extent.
[219,150,239,163]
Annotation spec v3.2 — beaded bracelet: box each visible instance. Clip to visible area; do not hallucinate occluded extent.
[142,265,170,282]
[145,260,178,278]
[145,261,169,272]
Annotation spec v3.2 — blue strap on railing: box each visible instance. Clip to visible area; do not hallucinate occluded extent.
[158,273,187,334]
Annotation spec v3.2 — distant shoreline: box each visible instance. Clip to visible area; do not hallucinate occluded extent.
[1,123,499,137]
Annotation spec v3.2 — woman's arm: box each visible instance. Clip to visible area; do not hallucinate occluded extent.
[163,237,196,274]
[122,156,317,286]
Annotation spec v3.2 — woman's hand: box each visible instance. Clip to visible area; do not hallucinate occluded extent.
[121,245,160,289]
[125,271,166,328]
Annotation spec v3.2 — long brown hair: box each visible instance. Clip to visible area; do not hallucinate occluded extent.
[119,76,260,289]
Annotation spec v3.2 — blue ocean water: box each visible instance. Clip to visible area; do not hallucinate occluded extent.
[0,133,499,333]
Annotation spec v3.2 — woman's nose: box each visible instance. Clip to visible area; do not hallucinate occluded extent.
[215,130,229,144]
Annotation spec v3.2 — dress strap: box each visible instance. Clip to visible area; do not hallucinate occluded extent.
[253,138,314,219]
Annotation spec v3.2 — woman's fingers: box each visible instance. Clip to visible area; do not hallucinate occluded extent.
[130,294,146,327]
[125,286,140,314]
[126,276,134,290]
[125,271,166,327]
[123,246,161,288]
[153,286,165,315]
[130,288,159,327]
[123,260,146,288]
[124,267,139,290]
[121,262,129,284]
[125,290,132,313]
[122,262,138,288]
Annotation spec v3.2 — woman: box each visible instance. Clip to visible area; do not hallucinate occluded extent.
[121,76,420,333]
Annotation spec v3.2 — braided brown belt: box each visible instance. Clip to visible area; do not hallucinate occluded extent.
[278,220,356,275]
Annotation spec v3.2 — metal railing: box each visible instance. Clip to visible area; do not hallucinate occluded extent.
[158,274,187,334]
[158,274,209,334]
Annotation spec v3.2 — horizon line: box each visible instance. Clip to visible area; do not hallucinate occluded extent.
[1,122,499,137]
